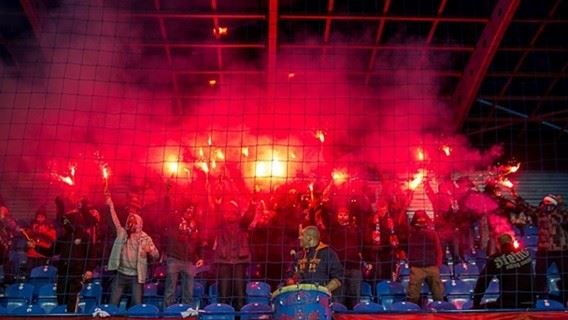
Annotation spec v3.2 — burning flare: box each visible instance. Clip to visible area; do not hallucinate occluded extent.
[442,145,451,156]
[407,169,427,191]
[315,130,325,143]
[500,178,514,189]
[331,169,349,185]
[242,147,249,157]
[416,148,425,161]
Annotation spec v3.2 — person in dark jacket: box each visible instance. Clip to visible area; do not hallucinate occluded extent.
[287,226,343,293]
[213,199,255,310]
[472,233,534,309]
[321,204,363,309]
[29,217,96,312]
[406,210,444,305]
[164,203,204,307]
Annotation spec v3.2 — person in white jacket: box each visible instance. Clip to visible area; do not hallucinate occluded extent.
[106,194,159,307]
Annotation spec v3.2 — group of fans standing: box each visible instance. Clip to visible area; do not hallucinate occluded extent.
[0,171,567,312]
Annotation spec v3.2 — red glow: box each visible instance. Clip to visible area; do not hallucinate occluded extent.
[442,145,451,156]
[513,239,520,249]
[288,72,295,79]
[208,79,217,86]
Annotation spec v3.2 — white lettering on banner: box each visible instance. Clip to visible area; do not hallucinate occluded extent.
[496,249,531,270]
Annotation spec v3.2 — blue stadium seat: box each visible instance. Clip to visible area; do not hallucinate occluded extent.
[9,304,46,315]
[193,281,205,307]
[0,305,7,315]
[49,304,69,314]
[208,283,218,304]
[535,299,565,310]
[36,283,58,313]
[30,265,57,279]
[353,301,386,313]
[462,300,474,310]
[245,281,271,305]
[360,281,373,303]
[331,302,348,312]
[89,304,121,316]
[523,235,538,248]
[28,265,57,297]
[426,301,457,311]
[240,302,272,320]
[376,280,405,308]
[163,303,194,317]
[481,278,499,304]
[142,282,162,310]
[5,282,34,311]
[127,304,160,317]
[389,301,422,312]
[549,276,561,296]
[454,262,479,280]
[439,264,452,280]
[524,225,538,236]
[202,303,235,320]
[78,282,102,313]
[445,279,471,310]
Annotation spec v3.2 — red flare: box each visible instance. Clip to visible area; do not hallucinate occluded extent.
[315,130,325,143]
[500,178,513,188]
[331,169,348,185]
[416,148,425,161]
[442,145,451,156]
[58,175,74,186]
[408,169,427,190]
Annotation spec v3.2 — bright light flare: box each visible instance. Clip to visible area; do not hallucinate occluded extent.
[254,156,286,178]
[195,161,209,174]
[213,26,228,38]
[407,169,427,191]
[442,145,451,156]
[208,79,217,86]
[500,178,514,189]
[513,239,520,249]
[242,147,249,157]
[165,155,181,177]
[102,166,109,180]
[208,136,213,146]
[416,148,425,161]
[58,175,74,186]
[288,72,295,79]
[215,149,225,160]
[508,163,521,174]
[69,164,77,178]
[331,169,349,185]
[315,130,325,143]
[198,148,204,158]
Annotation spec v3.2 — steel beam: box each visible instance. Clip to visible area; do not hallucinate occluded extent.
[364,0,391,85]
[452,0,520,130]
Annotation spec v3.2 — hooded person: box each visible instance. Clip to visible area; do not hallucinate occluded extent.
[472,233,534,309]
[534,193,568,303]
[106,194,159,307]
[30,219,95,313]
[406,210,444,306]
